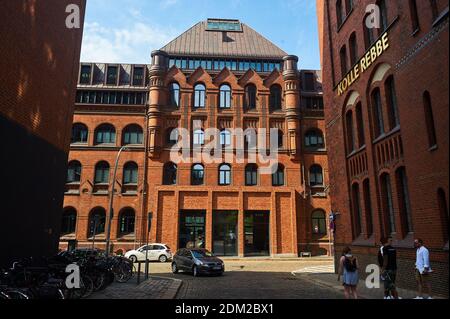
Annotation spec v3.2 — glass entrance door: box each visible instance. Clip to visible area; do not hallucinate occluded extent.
[244,211,270,256]
[179,211,206,249]
[213,211,238,256]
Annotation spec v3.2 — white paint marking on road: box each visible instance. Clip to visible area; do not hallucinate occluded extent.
[291,265,335,276]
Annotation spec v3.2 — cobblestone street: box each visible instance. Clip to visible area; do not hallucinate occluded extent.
[148,258,345,299]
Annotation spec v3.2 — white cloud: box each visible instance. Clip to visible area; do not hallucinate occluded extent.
[80,21,180,63]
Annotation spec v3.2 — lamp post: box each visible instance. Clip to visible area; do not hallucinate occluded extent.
[145,212,153,279]
[105,146,129,257]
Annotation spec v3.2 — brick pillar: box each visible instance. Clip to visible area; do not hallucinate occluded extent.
[206,191,213,252]
[282,55,300,159]
[148,50,167,158]
[238,191,245,258]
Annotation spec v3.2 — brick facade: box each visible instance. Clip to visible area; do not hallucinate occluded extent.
[59,20,332,258]
[318,0,449,296]
[0,0,86,267]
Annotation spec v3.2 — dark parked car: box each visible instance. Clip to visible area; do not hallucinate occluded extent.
[171,249,224,277]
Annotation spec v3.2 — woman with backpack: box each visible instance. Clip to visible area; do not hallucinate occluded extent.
[338,247,359,299]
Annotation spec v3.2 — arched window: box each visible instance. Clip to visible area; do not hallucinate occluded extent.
[423,91,437,148]
[219,84,231,109]
[88,208,106,238]
[340,45,348,76]
[355,103,365,147]
[122,124,143,145]
[437,188,449,243]
[169,82,180,107]
[396,167,413,236]
[385,76,400,130]
[409,0,420,32]
[123,162,138,185]
[312,210,327,235]
[118,208,135,237]
[336,0,344,27]
[272,164,285,186]
[349,32,358,66]
[163,162,177,185]
[244,84,257,109]
[364,14,376,49]
[378,0,388,33]
[245,164,258,186]
[71,123,88,144]
[95,124,116,145]
[167,127,179,145]
[380,173,395,235]
[345,110,355,153]
[351,183,363,237]
[61,208,77,235]
[363,179,374,237]
[371,88,385,138]
[345,0,353,15]
[193,129,205,146]
[194,83,206,108]
[192,164,205,185]
[94,161,110,184]
[305,129,325,149]
[279,130,284,148]
[220,129,231,146]
[309,165,324,187]
[67,161,82,183]
[219,164,231,186]
[269,85,282,111]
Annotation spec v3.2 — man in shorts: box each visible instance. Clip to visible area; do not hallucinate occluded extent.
[414,239,433,299]
[381,237,400,299]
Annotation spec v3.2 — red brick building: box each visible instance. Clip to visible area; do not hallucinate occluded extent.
[0,0,86,267]
[317,0,448,295]
[60,19,332,258]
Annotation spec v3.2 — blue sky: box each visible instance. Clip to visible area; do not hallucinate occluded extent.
[81,0,321,70]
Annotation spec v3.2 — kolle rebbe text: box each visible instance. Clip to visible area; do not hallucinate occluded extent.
[336,32,390,96]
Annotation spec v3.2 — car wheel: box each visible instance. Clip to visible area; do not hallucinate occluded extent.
[129,255,137,263]
[159,255,168,263]
[172,262,179,274]
[193,265,199,277]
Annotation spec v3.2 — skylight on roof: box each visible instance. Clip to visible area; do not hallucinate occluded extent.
[206,19,242,32]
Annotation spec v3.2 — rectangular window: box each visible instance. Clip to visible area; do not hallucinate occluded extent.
[80,65,92,84]
[181,59,187,69]
[132,67,144,86]
[239,61,244,71]
[189,60,195,69]
[206,60,212,70]
[214,61,220,70]
[304,73,315,91]
[231,61,237,71]
[106,66,118,85]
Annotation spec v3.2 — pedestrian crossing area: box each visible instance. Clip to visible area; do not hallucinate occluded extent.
[291,264,335,276]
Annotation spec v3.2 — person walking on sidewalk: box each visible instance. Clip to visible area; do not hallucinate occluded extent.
[381,237,400,299]
[338,247,359,299]
[414,239,433,299]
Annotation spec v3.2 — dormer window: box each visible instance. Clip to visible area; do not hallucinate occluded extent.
[106,66,118,85]
[132,67,144,86]
[80,65,91,84]
[206,19,242,32]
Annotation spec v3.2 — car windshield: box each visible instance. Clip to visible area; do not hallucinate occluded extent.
[191,250,214,258]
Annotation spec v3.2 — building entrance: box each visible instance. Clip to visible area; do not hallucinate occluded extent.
[179,211,206,249]
[213,211,238,256]
[244,211,270,256]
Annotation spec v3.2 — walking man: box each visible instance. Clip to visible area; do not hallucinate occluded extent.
[415,239,433,299]
[381,237,400,299]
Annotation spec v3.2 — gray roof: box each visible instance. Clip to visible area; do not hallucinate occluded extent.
[161,19,288,59]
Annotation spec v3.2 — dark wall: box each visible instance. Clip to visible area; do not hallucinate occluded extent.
[0,115,68,268]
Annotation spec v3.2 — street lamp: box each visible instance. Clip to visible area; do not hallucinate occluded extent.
[105,145,129,256]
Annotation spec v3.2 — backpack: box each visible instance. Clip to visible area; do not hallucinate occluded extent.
[344,257,357,272]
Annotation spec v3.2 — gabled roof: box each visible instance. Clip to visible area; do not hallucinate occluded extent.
[160,19,288,60]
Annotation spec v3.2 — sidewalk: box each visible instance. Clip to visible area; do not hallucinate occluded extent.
[300,273,444,299]
[89,275,182,299]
